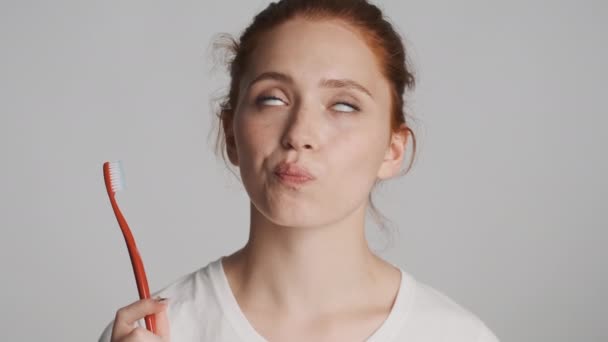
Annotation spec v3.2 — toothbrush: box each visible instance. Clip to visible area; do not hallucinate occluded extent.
[103,160,157,334]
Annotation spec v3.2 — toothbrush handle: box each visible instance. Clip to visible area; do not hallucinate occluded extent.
[126,239,156,333]
[108,194,157,334]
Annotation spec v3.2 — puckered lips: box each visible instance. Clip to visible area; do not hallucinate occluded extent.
[273,161,316,186]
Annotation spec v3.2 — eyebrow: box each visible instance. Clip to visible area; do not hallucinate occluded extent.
[246,71,373,99]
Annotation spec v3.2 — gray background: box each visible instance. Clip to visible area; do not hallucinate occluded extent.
[1,0,606,341]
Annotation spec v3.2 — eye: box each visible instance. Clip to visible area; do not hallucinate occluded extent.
[332,101,360,113]
[255,95,286,106]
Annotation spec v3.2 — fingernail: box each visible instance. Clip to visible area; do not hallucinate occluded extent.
[154,296,169,303]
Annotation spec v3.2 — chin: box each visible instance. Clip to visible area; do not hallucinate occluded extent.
[267,203,318,226]
[252,197,329,229]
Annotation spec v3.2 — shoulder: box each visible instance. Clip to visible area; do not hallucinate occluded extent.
[151,260,218,308]
[395,270,500,341]
[98,257,226,342]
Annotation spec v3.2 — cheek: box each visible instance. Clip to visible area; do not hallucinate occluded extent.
[332,121,386,167]
[235,115,271,158]
[326,129,384,191]
[233,113,280,188]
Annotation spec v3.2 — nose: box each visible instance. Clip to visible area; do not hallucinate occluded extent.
[280,102,319,151]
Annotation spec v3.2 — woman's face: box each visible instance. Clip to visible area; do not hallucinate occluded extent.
[229,17,405,228]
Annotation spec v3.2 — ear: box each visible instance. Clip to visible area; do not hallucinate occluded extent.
[223,112,239,167]
[377,123,410,180]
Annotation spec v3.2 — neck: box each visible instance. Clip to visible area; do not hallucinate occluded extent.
[222,201,395,319]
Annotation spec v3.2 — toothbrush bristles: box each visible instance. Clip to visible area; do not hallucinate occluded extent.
[108,160,127,192]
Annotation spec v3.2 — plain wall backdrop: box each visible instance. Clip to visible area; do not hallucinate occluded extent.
[1,0,606,341]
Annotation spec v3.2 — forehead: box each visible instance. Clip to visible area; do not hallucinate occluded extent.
[242,17,389,96]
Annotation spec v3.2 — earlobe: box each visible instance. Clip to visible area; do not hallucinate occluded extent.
[226,134,239,166]
[222,113,239,166]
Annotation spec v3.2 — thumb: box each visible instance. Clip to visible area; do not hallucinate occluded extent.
[155,301,171,340]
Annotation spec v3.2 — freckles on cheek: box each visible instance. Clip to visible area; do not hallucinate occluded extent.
[238,120,276,167]
[328,136,366,174]
[248,121,275,146]
[324,148,374,206]
[347,138,382,177]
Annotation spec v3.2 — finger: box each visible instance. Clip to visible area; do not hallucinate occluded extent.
[111,298,168,341]
[154,302,171,340]
[122,326,162,341]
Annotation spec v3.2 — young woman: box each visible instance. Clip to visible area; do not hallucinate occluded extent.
[100,0,500,341]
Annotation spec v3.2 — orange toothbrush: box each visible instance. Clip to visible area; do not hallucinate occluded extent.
[103,160,156,333]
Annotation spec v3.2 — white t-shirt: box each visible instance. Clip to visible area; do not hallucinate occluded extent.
[98,256,500,341]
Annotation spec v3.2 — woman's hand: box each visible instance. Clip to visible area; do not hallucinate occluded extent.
[110,297,171,342]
